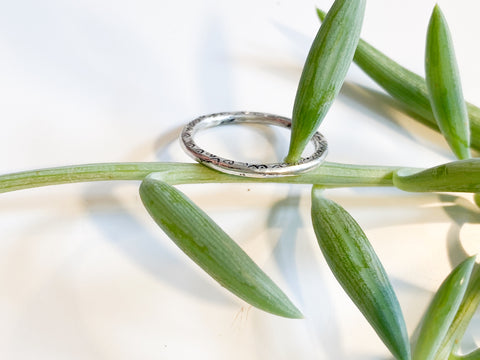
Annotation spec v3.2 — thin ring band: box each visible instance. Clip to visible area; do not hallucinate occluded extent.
[180,111,328,178]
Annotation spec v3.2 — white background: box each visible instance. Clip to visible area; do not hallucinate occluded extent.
[0,0,479,359]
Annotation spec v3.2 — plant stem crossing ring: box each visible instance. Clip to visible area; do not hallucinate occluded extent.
[180,111,328,178]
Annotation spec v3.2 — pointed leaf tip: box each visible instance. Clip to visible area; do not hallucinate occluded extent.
[425,4,471,160]
[139,175,302,319]
[413,256,476,360]
[311,188,411,360]
[315,8,326,22]
[286,0,365,162]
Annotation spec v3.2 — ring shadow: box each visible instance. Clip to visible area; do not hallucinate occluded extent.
[82,6,304,317]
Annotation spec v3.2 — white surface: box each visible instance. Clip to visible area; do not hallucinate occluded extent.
[0,1,479,359]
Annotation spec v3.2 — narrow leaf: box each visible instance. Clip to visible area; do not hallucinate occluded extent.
[413,256,476,360]
[393,159,480,193]
[316,8,480,153]
[285,0,365,163]
[425,5,471,159]
[436,264,480,359]
[311,186,411,360]
[139,174,302,318]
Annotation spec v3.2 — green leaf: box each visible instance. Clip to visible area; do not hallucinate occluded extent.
[474,193,480,208]
[316,8,480,153]
[311,186,411,360]
[285,0,365,163]
[413,257,476,360]
[393,159,480,193]
[425,5,471,160]
[436,264,480,359]
[456,348,480,360]
[139,173,302,318]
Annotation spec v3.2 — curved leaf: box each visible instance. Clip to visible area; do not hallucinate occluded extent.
[139,173,302,318]
[436,264,480,359]
[425,5,471,160]
[285,0,365,163]
[311,186,410,360]
[316,8,480,153]
[413,256,476,360]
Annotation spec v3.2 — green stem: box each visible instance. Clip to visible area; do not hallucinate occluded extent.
[0,161,399,193]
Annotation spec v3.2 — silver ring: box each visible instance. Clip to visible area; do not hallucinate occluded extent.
[180,111,328,178]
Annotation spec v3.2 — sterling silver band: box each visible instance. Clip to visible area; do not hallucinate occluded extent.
[180,111,328,178]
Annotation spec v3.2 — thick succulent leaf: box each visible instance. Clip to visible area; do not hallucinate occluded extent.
[393,159,480,193]
[413,257,476,360]
[316,9,480,153]
[436,264,480,359]
[139,174,302,318]
[311,186,410,360]
[285,0,365,163]
[425,5,471,160]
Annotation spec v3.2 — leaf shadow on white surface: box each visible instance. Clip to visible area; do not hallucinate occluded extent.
[231,53,303,86]
[340,83,420,137]
[152,7,238,164]
[153,124,186,162]
[82,182,236,306]
[272,21,318,63]
[237,47,452,164]
[338,83,452,157]
[266,190,346,360]
[273,19,456,157]
[439,194,480,353]
[266,193,304,300]
[400,193,480,355]
[196,9,235,113]
[439,194,480,265]
[302,189,472,359]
